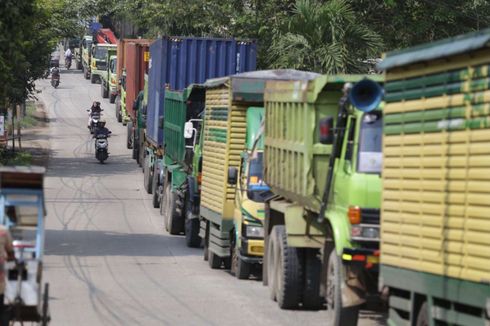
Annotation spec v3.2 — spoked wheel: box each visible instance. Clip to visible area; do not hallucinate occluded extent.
[41,283,50,325]
[325,249,359,326]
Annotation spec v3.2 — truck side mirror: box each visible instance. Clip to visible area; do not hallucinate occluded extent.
[227,167,238,185]
[319,116,334,144]
[184,121,194,139]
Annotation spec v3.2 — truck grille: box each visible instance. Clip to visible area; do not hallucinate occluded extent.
[96,61,107,70]
[361,208,379,225]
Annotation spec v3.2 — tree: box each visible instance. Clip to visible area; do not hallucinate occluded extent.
[267,0,383,74]
[0,0,57,113]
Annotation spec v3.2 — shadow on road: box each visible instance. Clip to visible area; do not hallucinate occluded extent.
[47,153,141,178]
[45,229,201,257]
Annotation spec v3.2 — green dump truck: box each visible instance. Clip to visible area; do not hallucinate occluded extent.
[79,35,92,79]
[378,30,490,326]
[90,44,117,84]
[100,54,117,103]
[132,75,148,167]
[158,85,206,248]
[262,75,383,322]
[198,70,321,276]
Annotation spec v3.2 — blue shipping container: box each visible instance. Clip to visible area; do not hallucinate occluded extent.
[146,37,257,146]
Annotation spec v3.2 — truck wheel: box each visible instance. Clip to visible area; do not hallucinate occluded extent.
[132,137,139,160]
[77,61,82,70]
[138,139,144,168]
[203,223,209,261]
[208,249,222,269]
[90,73,96,84]
[101,84,108,98]
[164,183,182,235]
[303,249,324,310]
[325,249,359,326]
[126,122,133,149]
[231,243,250,280]
[84,68,90,80]
[184,193,201,248]
[143,156,152,194]
[416,302,429,326]
[275,225,303,309]
[109,93,116,104]
[267,226,280,300]
[151,164,160,208]
[115,96,122,123]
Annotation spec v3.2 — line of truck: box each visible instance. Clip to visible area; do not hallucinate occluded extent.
[72,27,489,325]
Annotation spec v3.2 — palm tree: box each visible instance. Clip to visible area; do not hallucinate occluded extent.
[268,0,383,74]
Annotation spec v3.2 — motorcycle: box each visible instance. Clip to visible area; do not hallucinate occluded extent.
[65,56,72,69]
[94,132,111,164]
[87,110,103,134]
[51,70,60,88]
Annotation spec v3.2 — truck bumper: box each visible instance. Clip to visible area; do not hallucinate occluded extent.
[341,247,380,269]
[240,238,264,263]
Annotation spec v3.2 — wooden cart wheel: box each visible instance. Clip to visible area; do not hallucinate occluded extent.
[41,283,50,325]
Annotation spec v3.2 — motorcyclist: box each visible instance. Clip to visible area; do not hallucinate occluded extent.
[93,120,111,138]
[50,66,60,77]
[64,48,72,68]
[87,101,102,129]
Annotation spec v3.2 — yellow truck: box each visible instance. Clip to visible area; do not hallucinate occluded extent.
[378,29,490,325]
[199,70,319,276]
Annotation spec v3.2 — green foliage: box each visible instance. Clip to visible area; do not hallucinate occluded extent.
[0,0,57,111]
[268,0,383,73]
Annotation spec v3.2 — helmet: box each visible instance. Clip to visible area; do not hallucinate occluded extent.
[97,120,106,127]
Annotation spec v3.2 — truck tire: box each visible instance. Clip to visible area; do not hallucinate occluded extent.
[138,139,144,168]
[184,191,201,248]
[151,164,160,208]
[143,156,152,194]
[109,93,116,104]
[132,137,139,160]
[231,243,250,280]
[325,249,359,326]
[115,96,122,123]
[203,223,209,261]
[101,83,108,98]
[267,226,280,300]
[126,122,133,149]
[275,225,304,309]
[208,249,222,269]
[303,249,324,310]
[84,68,90,80]
[77,61,82,70]
[90,73,97,84]
[416,302,429,326]
[162,182,183,235]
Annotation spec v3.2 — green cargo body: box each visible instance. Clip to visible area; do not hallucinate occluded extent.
[380,28,490,326]
[264,74,383,213]
[164,85,205,170]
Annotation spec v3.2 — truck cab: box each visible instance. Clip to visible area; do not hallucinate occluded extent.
[80,35,93,79]
[229,107,270,279]
[116,70,127,124]
[262,75,383,322]
[90,44,117,84]
[100,54,117,103]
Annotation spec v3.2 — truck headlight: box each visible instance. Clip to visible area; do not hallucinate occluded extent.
[245,225,264,238]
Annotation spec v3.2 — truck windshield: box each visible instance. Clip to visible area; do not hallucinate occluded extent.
[357,112,382,174]
[247,152,271,202]
[94,47,108,60]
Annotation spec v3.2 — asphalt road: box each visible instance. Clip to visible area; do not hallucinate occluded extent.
[37,65,386,326]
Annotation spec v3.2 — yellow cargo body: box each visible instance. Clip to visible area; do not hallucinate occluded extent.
[200,84,246,221]
[381,49,490,284]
